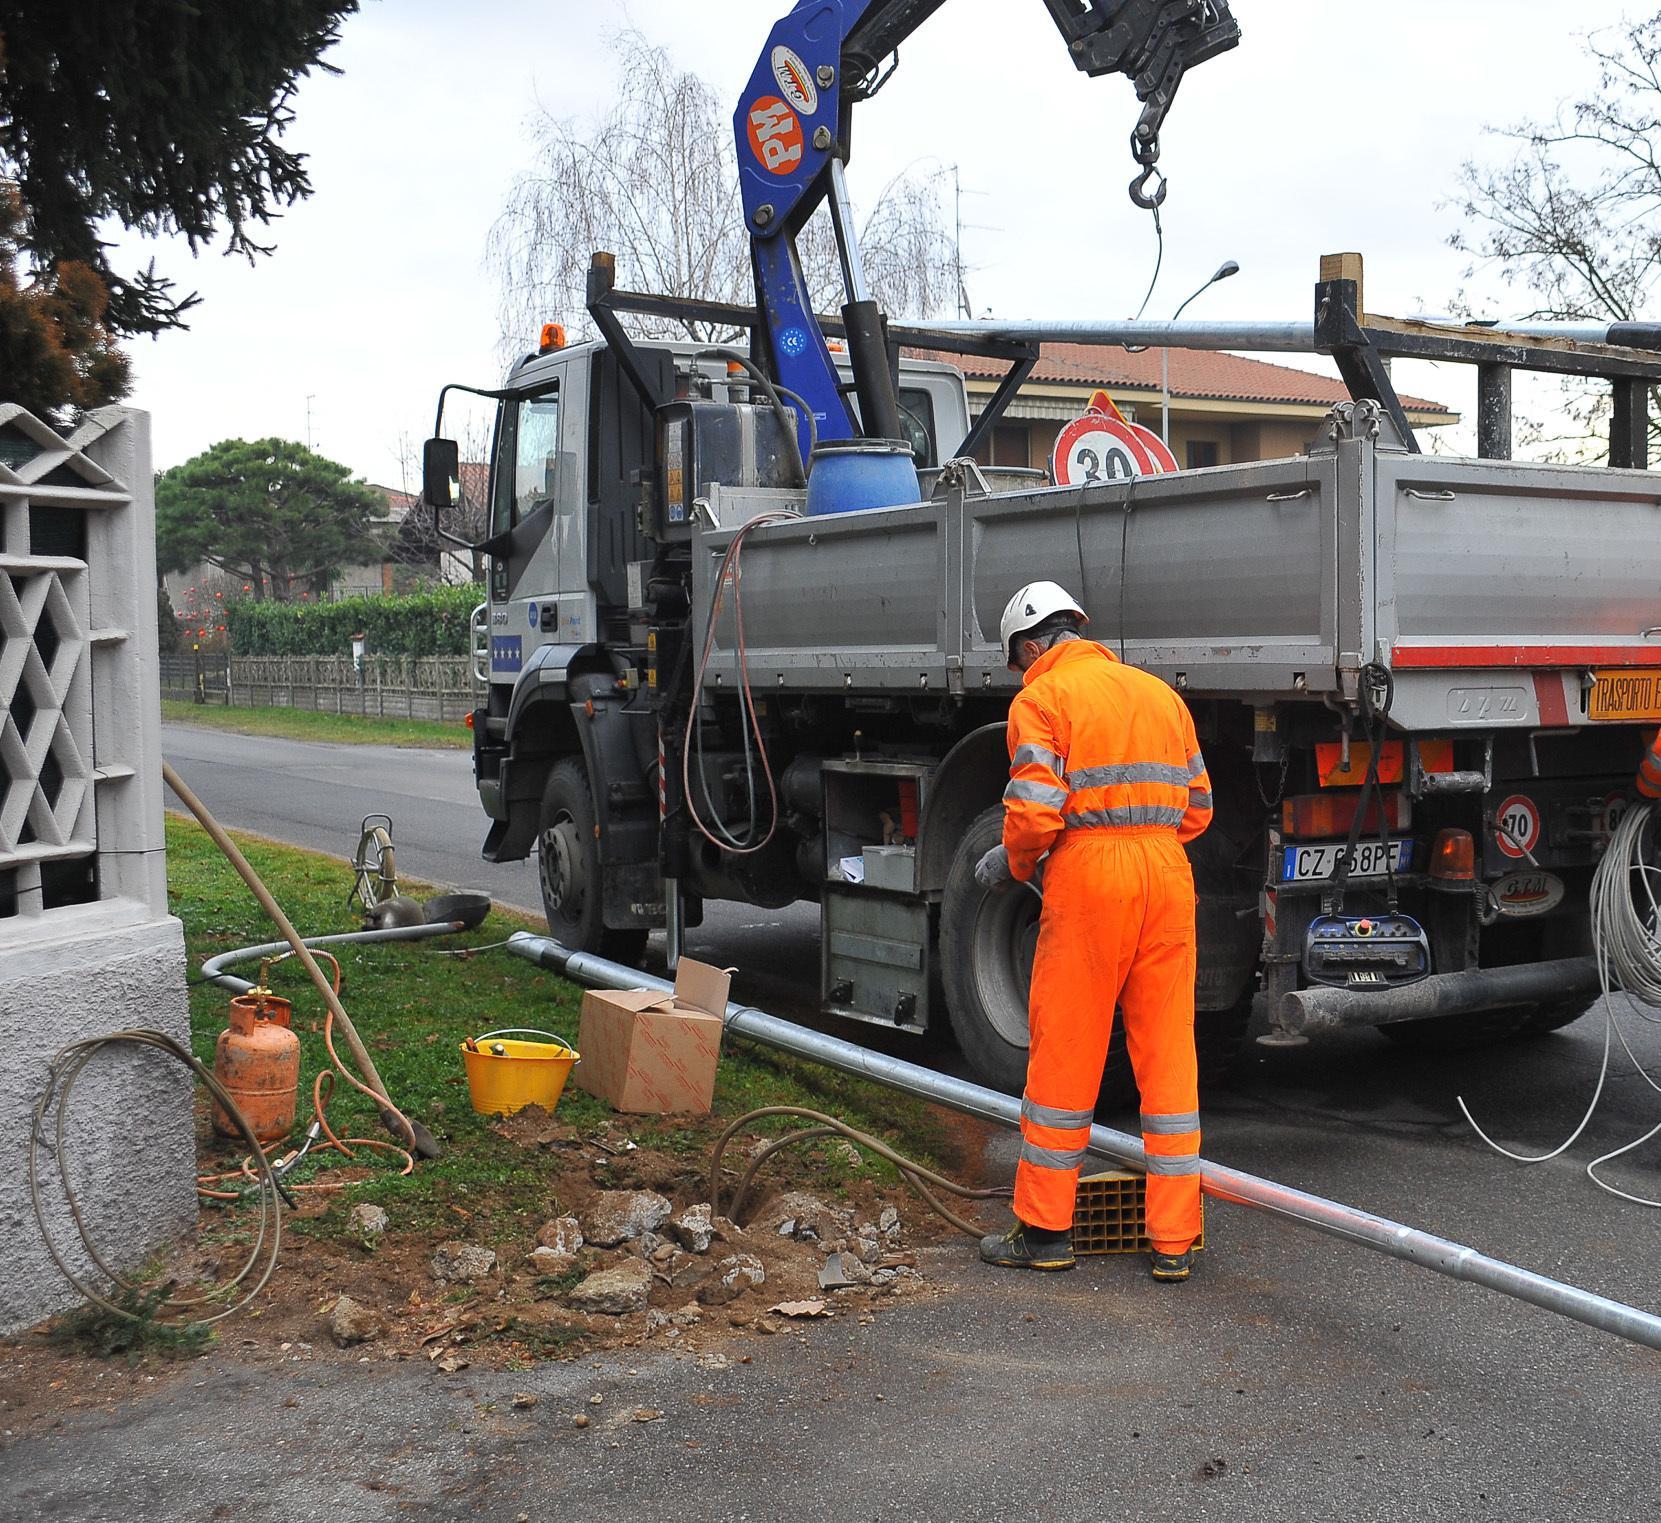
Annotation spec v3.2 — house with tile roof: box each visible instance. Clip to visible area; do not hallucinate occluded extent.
[923,343,1457,472]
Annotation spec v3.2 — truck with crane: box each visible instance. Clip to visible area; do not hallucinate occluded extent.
[424,0,1661,1094]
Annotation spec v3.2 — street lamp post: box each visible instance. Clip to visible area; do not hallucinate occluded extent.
[1162,260,1241,447]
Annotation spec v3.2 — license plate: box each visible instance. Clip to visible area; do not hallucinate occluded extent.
[1281,839,1414,883]
[1588,671,1661,722]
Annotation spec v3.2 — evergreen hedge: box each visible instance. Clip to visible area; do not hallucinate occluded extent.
[225,585,481,657]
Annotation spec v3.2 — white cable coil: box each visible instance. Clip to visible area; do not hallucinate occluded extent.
[1462,801,1661,1204]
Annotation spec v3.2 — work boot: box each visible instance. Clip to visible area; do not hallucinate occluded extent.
[979,1221,1075,1271]
[1149,1247,1195,1282]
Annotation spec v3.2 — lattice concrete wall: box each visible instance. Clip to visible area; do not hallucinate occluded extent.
[0,405,195,1336]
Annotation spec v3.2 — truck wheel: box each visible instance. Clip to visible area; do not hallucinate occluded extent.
[939,808,1135,1099]
[538,758,648,965]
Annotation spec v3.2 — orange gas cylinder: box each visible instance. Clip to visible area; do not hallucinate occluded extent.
[212,986,300,1143]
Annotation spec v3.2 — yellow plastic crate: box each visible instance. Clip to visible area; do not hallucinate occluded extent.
[1073,1169,1205,1255]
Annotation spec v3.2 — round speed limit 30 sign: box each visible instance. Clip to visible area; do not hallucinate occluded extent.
[1494,794,1541,860]
[1051,413,1178,487]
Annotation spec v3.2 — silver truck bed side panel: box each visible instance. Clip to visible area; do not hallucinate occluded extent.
[696,456,1343,697]
[963,455,1338,694]
[1377,455,1661,652]
[692,441,1661,711]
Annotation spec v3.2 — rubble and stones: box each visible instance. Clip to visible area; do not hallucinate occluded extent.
[345,1204,389,1241]
[325,1295,382,1347]
[566,1259,654,1316]
[431,1242,497,1282]
[667,1203,715,1253]
[583,1190,672,1248]
[537,1217,584,1255]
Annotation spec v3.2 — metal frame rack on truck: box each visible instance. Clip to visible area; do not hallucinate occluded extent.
[421,1,1661,1094]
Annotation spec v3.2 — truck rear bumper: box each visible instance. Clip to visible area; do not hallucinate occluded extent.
[1278,956,1600,1036]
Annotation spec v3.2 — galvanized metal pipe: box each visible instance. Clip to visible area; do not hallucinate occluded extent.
[1281,956,1601,1036]
[927,318,1316,351]
[507,929,1661,1355]
[201,924,461,995]
[926,317,1661,354]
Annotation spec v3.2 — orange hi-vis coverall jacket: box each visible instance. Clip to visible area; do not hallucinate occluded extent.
[1638,730,1661,799]
[1003,639,1212,1253]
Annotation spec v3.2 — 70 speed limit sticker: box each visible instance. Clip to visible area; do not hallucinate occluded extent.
[1493,794,1540,860]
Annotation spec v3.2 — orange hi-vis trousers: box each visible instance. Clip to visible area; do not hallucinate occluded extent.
[1012,827,1203,1252]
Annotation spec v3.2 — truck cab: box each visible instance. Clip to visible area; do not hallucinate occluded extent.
[460,333,975,959]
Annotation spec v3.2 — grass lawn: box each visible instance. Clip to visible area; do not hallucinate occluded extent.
[168,816,950,1250]
[160,699,470,750]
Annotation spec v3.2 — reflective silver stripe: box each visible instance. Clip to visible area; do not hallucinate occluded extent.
[1005,779,1069,808]
[1024,1096,1094,1132]
[1188,752,1207,780]
[1063,805,1186,830]
[1145,1153,1201,1176]
[1064,761,1191,789]
[1013,743,1065,776]
[1187,790,1213,810]
[1019,1141,1088,1171]
[1141,1111,1201,1135]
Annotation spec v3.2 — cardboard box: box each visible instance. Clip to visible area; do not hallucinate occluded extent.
[574,958,729,1115]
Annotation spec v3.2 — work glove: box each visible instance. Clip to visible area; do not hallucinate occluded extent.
[974,843,1015,893]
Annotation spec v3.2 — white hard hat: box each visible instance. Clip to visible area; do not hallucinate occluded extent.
[999,581,1088,666]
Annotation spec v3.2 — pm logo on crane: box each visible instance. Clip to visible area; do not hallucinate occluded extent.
[747,97,805,175]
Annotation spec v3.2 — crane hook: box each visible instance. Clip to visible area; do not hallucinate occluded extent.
[1129,162,1168,210]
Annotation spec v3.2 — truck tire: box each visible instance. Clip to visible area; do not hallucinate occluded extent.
[939,807,1135,1100]
[538,758,648,965]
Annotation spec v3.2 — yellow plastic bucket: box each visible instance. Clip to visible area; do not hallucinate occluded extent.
[461,1027,579,1117]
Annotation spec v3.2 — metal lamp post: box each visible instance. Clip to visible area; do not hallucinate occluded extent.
[1162,259,1240,446]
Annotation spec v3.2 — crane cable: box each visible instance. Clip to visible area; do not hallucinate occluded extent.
[1459,801,1661,1204]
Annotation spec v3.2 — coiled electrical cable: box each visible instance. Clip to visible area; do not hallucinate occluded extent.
[1460,801,1661,1203]
[682,509,800,855]
[29,1030,284,1327]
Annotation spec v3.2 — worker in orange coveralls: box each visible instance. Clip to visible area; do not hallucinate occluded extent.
[1638,730,1661,800]
[975,581,1212,1282]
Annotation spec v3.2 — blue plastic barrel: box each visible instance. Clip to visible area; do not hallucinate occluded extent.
[804,438,921,516]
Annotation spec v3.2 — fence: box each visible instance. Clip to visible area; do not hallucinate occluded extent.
[159,653,482,723]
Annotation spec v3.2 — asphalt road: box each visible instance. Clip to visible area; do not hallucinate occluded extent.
[25,722,1651,1520]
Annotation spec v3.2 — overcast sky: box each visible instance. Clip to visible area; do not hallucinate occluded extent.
[113,0,1631,485]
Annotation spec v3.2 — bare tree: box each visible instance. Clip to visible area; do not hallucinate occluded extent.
[1451,12,1661,456]
[487,30,957,358]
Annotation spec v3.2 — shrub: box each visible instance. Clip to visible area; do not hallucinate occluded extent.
[226,585,481,657]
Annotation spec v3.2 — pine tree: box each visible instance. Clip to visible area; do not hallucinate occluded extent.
[0,1,359,338]
[155,439,387,602]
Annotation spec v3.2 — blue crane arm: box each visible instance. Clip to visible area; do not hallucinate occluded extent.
[733,0,1240,457]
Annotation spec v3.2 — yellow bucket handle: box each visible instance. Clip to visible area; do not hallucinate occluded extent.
[468,1027,575,1056]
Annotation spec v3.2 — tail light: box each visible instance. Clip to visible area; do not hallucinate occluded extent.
[1428,828,1476,881]
[1282,791,1410,838]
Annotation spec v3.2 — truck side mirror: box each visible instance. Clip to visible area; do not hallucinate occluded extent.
[422,437,460,514]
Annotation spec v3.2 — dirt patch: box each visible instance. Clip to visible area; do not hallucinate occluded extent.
[2,1103,999,1434]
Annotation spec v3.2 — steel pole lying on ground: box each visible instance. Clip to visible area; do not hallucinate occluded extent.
[507,930,1661,1356]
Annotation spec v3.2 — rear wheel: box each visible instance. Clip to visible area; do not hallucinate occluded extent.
[538,758,649,965]
[939,808,1138,1099]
